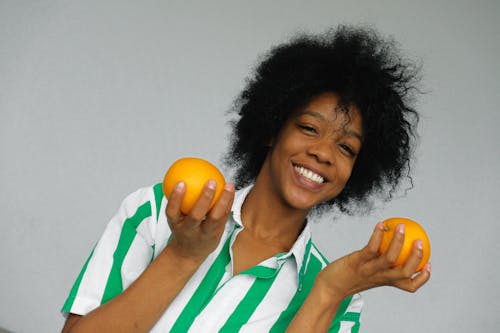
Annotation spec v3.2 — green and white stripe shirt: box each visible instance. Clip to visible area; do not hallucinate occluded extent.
[62,184,362,332]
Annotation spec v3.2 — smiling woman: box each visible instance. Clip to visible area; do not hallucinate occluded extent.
[255,92,364,212]
[61,25,428,333]
[227,26,420,215]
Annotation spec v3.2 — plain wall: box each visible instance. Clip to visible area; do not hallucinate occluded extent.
[1,0,499,332]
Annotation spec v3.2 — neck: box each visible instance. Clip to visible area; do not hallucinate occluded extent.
[240,171,310,249]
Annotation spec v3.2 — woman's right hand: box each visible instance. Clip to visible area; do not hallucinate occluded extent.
[165,180,235,264]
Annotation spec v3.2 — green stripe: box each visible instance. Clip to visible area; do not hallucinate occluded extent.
[153,183,164,221]
[61,247,95,312]
[332,296,353,322]
[351,319,361,333]
[219,272,279,332]
[269,253,322,333]
[170,234,233,332]
[297,239,313,287]
[312,242,330,264]
[340,311,360,322]
[100,202,152,304]
[241,265,277,278]
[329,312,361,333]
[149,244,156,263]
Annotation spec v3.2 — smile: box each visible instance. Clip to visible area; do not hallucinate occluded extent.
[293,165,325,184]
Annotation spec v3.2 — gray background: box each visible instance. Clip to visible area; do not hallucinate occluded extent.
[1,0,499,332]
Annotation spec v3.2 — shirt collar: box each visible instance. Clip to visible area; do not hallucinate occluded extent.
[230,185,313,286]
[229,185,252,228]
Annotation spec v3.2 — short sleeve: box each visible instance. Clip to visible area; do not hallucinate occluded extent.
[61,185,159,316]
[329,293,363,333]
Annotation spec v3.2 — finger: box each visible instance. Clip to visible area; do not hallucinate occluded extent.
[384,239,424,281]
[187,179,217,224]
[393,262,431,293]
[402,240,425,275]
[381,223,405,268]
[203,183,235,232]
[360,222,385,260]
[165,181,185,223]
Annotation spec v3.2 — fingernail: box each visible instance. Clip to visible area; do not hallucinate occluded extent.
[397,224,405,234]
[415,239,423,250]
[175,181,185,191]
[207,179,216,190]
[376,222,384,230]
[426,263,432,273]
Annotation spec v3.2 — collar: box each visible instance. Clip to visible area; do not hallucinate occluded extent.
[229,185,313,288]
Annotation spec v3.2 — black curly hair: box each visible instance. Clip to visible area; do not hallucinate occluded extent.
[225,25,421,215]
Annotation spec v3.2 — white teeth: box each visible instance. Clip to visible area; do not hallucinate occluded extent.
[294,165,324,183]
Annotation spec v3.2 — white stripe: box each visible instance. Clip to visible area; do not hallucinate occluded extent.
[346,293,363,314]
[136,214,155,247]
[152,198,170,259]
[215,262,232,291]
[121,225,154,290]
[240,259,298,332]
[188,274,255,332]
[148,185,161,225]
[68,187,151,314]
[150,225,235,333]
[310,244,329,268]
[339,320,356,332]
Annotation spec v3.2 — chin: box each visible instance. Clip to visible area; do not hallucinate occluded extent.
[283,191,320,212]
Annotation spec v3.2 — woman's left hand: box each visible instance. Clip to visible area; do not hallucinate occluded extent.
[316,222,431,300]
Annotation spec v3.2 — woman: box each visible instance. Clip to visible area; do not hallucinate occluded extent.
[61,25,430,332]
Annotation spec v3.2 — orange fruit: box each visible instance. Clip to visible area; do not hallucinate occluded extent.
[162,157,226,215]
[379,217,431,271]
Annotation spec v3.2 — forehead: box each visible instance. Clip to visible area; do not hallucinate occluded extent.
[296,92,363,132]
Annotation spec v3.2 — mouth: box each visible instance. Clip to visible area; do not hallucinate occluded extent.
[293,164,327,184]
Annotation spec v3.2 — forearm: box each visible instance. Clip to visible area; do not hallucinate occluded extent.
[286,277,344,333]
[64,246,203,333]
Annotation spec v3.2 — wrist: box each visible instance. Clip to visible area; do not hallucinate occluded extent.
[315,270,348,305]
[160,244,206,272]
[286,274,345,332]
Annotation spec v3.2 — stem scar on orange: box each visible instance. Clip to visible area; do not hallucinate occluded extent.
[378,217,431,272]
[162,157,226,215]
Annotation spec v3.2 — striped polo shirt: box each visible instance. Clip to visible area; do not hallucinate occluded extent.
[62,184,362,332]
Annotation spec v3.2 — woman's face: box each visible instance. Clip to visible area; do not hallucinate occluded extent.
[261,92,364,211]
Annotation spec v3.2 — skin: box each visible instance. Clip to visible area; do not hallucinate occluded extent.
[62,92,431,332]
[232,93,364,274]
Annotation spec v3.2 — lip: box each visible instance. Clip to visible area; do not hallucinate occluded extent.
[291,162,330,190]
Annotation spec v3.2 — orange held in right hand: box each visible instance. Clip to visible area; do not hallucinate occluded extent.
[378,217,431,272]
[162,157,226,215]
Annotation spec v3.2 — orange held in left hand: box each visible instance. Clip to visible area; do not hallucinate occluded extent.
[315,220,431,302]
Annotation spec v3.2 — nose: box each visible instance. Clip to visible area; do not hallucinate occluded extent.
[307,138,335,165]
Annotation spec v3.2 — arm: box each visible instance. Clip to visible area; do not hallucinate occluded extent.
[62,181,235,333]
[61,245,204,332]
[287,222,431,332]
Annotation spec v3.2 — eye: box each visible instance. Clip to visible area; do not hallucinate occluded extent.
[298,124,318,134]
[339,144,357,157]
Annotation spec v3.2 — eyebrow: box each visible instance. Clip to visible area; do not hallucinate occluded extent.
[301,110,364,142]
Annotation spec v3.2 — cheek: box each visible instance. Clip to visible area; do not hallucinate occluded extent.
[270,137,302,164]
[337,160,357,185]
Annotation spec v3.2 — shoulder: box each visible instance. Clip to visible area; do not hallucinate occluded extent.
[118,183,165,222]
